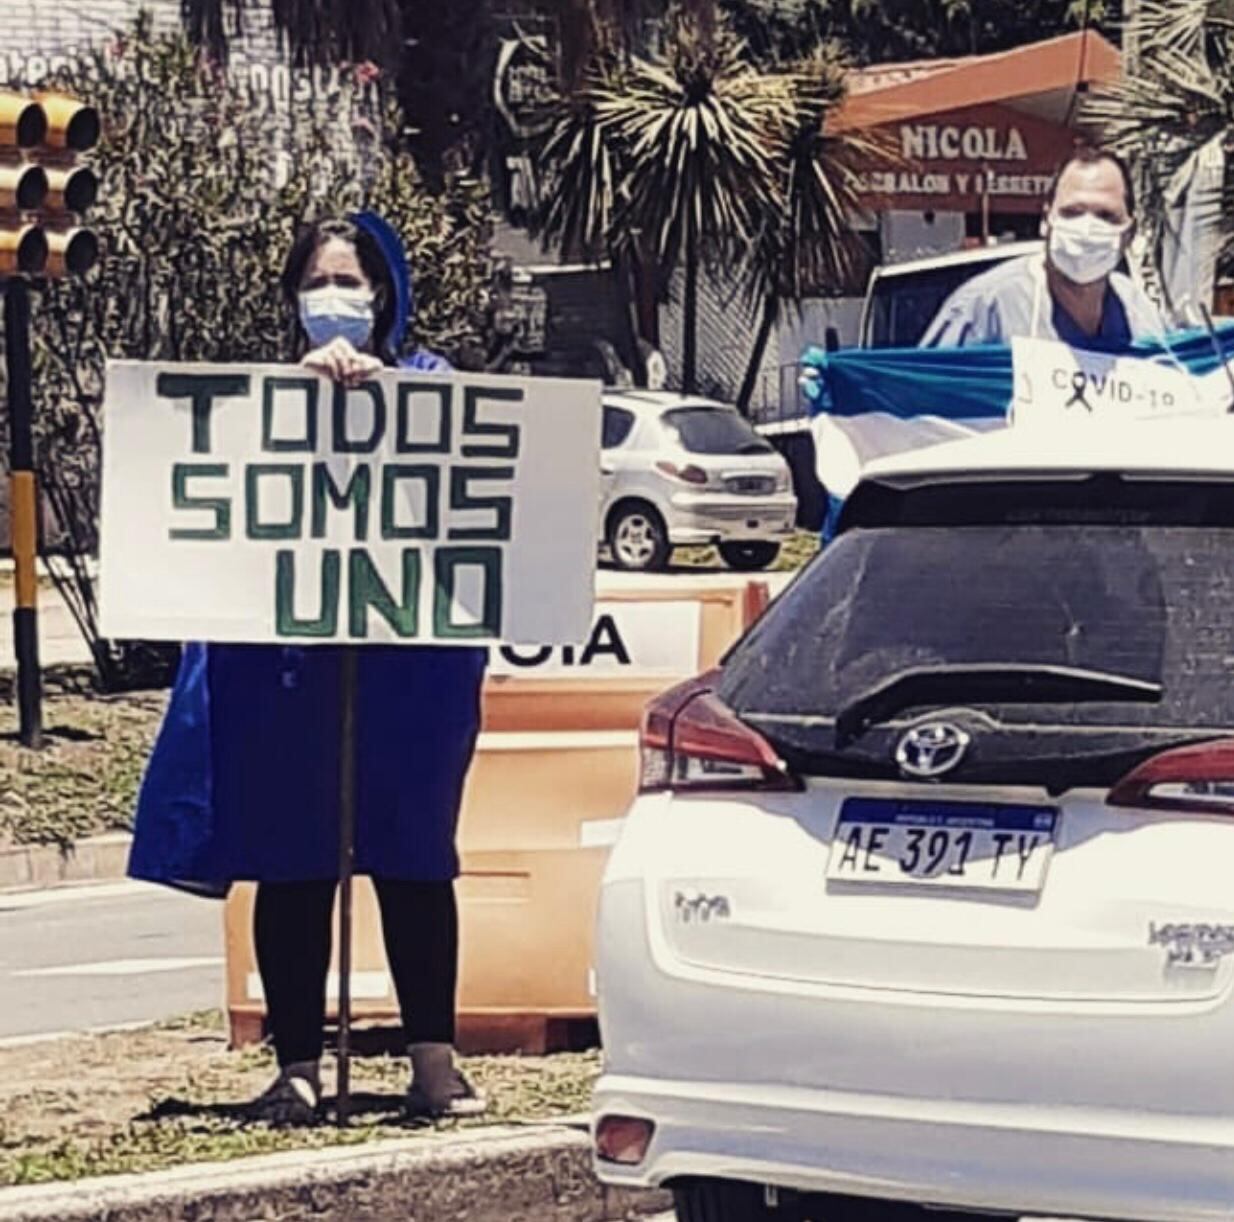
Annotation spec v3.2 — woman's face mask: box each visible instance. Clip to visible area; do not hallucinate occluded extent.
[1047,212,1131,286]
[298,285,375,350]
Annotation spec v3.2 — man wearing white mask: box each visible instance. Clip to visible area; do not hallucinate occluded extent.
[920,147,1163,349]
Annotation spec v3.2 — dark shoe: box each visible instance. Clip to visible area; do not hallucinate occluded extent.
[248,1067,321,1127]
[405,1068,488,1120]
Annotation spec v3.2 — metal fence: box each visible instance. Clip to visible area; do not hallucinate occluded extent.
[750,361,811,429]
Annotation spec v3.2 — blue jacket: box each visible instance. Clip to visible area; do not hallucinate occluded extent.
[128,626,486,896]
[128,226,486,897]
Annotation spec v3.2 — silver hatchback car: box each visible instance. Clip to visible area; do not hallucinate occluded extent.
[600,392,797,572]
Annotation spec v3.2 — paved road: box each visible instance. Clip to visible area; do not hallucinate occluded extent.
[0,880,222,1042]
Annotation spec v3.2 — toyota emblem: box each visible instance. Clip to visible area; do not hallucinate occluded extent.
[895,722,970,778]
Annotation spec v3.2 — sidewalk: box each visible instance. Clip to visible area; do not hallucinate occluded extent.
[0,571,93,669]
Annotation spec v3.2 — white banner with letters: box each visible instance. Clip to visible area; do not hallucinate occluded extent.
[1011,336,1230,426]
[99,361,602,646]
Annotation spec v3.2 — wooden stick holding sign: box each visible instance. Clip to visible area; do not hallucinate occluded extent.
[98,362,602,1124]
[336,647,357,1125]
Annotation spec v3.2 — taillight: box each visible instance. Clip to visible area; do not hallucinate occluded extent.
[1107,738,1234,816]
[639,671,798,793]
[595,1114,654,1165]
[655,460,708,485]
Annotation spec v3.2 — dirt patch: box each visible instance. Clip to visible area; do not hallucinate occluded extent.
[0,1011,599,1186]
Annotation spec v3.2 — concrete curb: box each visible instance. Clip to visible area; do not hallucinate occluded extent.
[0,832,132,891]
[0,1124,671,1222]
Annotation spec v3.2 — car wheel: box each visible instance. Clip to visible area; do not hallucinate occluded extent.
[718,540,780,571]
[673,1179,788,1222]
[608,503,671,572]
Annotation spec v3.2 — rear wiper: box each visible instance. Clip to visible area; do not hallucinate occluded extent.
[736,442,772,454]
[834,664,1163,747]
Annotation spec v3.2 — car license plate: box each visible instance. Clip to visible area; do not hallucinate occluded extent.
[827,798,1058,893]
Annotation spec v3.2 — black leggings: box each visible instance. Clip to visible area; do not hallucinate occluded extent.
[254,878,458,1067]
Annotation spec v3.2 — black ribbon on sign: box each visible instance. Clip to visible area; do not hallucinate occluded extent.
[1065,371,1094,412]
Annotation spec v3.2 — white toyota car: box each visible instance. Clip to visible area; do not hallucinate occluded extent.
[593,417,1234,1222]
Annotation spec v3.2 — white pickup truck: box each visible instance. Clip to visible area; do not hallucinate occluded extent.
[858,239,1043,348]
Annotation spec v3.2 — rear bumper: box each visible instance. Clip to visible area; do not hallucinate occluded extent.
[664,494,797,544]
[595,872,1234,1222]
[593,1072,1234,1222]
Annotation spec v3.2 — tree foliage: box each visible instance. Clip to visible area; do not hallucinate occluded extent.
[719,0,1120,66]
[736,45,879,408]
[180,0,402,68]
[537,14,787,391]
[28,17,492,687]
[397,0,500,188]
[1083,0,1234,308]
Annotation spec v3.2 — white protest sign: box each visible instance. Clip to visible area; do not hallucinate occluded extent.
[99,362,602,646]
[1011,336,1225,426]
[488,600,701,679]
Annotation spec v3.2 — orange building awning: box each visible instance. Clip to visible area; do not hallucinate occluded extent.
[830,30,1120,134]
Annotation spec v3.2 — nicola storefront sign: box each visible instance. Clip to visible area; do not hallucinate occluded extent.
[856,103,1075,214]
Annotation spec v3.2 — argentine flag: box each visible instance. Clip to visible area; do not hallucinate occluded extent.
[801,325,1234,532]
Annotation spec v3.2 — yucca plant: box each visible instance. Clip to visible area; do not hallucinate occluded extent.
[1084,0,1234,316]
[533,56,624,260]
[735,45,879,412]
[580,13,786,390]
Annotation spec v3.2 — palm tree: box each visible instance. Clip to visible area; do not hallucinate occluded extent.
[179,1,688,187]
[734,47,878,414]
[533,56,623,259]
[179,1,687,73]
[586,13,785,391]
[1083,0,1234,317]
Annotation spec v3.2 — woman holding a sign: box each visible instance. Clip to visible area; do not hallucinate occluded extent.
[129,213,488,1126]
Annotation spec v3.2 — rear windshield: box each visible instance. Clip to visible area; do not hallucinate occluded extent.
[662,407,773,455]
[864,257,1009,348]
[721,479,1234,730]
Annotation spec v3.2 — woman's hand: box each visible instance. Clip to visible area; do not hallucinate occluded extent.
[301,338,383,388]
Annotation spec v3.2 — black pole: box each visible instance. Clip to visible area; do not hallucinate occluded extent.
[6,277,42,750]
[336,646,358,1126]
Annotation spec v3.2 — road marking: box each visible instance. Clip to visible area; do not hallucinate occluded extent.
[0,880,164,910]
[12,956,222,978]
